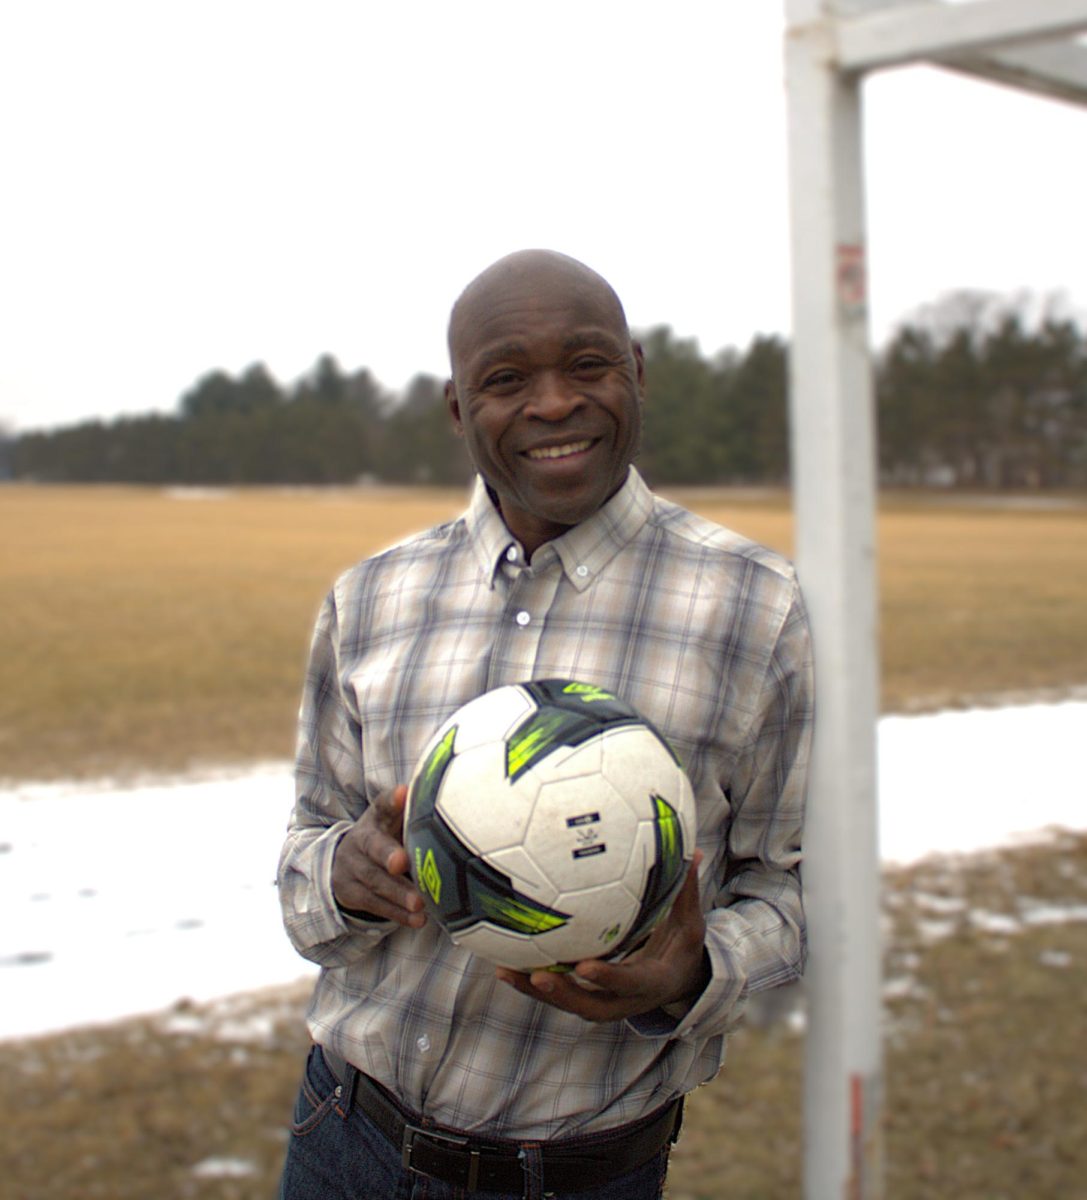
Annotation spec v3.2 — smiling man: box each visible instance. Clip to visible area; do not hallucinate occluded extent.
[277,250,813,1199]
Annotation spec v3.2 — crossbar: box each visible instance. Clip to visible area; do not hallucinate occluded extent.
[836,0,1087,72]
[940,38,1087,108]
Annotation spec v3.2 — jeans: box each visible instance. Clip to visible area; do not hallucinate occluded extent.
[278,1046,672,1200]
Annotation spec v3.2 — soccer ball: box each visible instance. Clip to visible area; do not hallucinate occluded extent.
[403,679,696,971]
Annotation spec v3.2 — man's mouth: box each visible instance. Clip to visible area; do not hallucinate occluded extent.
[524,439,594,462]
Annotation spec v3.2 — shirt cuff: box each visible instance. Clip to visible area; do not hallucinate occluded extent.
[626,943,746,1040]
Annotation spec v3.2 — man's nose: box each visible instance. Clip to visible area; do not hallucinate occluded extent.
[523,371,582,421]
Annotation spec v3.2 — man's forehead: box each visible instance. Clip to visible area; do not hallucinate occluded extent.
[448,250,627,362]
[464,326,630,373]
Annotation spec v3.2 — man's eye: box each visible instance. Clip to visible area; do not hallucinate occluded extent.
[571,357,607,374]
[482,370,521,390]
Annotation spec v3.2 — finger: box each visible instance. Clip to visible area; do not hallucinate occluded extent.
[572,955,657,996]
[352,860,424,911]
[371,784,409,840]
[337,858,427,926]
[668,853,705,922]
[495,968,627,1021]
[334,793,424,922]
[358,787,411,875]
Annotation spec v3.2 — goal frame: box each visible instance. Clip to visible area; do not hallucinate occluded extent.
[783,3,1087,1196]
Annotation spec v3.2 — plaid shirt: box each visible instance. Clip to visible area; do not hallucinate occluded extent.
[278,467,812,1139]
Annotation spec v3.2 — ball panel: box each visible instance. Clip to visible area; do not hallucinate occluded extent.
[434,742,538,854]
[536,879,643,964]
[451,684,538,751]
[454,922,558,972]
[525,775,637,891]
[485,845,559,905]
[598,726,685,816]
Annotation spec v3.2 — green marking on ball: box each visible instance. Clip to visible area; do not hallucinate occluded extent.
[416,846,443,904]
[412,724,458,818]
[478,892,569,936]
[561,682,617,703]
[425,725,456,782]
[505,711,569,780]
[652,793,683,878]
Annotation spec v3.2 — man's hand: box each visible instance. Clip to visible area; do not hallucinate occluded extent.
[495,853,707,1022]
[331,785,427,928]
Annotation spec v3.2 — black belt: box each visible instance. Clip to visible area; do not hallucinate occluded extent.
[320,1046,683,1194]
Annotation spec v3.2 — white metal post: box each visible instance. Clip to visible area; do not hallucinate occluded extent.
[780,2,1087,1196]
[784,3,884,1198]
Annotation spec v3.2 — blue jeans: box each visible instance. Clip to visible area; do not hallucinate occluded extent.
[279,1046,672,1200]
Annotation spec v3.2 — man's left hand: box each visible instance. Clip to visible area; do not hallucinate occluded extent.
[495,853,707,1022]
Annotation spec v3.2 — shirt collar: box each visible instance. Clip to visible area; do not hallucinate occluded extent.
[463,466,654,592]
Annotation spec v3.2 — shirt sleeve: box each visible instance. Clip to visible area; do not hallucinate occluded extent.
[277,585,397,966]
[630,578,813,1042]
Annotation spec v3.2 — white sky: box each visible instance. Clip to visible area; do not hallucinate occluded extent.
[2,2,1085,433]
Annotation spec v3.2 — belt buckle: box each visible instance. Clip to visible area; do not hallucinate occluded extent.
[401,1122,482,1191]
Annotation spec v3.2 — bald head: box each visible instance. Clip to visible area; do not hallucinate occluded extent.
[448,250,630,371]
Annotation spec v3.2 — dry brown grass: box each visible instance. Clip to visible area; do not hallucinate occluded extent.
[1,486,465,781]
[3,483,1086,783]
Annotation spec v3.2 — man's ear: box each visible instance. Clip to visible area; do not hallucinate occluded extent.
[445,379,465,436]
[632,341,646,402]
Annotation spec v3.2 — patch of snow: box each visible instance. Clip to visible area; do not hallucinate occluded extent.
[191,1157,257,1178]
[916,918,958,943]
[969,910,1022,936]
[877,700,1087,865]
[164,488,230,501]
[913,893,968,915]
[881,976,920,1000]
[1020,902,1087,926]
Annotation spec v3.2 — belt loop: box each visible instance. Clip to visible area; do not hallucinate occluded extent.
[334,1059,360,1120]
[517,1143,544,1200]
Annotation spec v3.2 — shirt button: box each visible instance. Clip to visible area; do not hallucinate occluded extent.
[515,610,531,627]
[417,1035,431,1053]
[575,565,589,578]
[506,546,519,563]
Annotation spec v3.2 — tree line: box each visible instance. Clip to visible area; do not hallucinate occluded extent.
[8,292,1086,489]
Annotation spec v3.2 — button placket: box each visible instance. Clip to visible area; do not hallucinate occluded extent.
[485,568,556,690]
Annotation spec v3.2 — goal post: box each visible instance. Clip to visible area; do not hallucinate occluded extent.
[782,3,1087,1197]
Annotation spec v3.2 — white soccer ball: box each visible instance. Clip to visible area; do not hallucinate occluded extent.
[403,679,696,971]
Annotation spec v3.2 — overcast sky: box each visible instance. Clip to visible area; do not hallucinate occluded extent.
[2,1,1085,433]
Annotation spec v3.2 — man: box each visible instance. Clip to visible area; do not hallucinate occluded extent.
[278,249,813,1199]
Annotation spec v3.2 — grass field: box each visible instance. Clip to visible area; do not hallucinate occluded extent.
[3,484,1086,783]
[3,483,1087,1199]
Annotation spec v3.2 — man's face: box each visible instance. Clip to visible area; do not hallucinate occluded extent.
[446,263,644,556]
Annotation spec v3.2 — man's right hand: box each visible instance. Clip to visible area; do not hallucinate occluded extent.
[331,785,427,928]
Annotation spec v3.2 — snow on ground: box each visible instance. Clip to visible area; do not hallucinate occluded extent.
[1,701,1084,1042]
